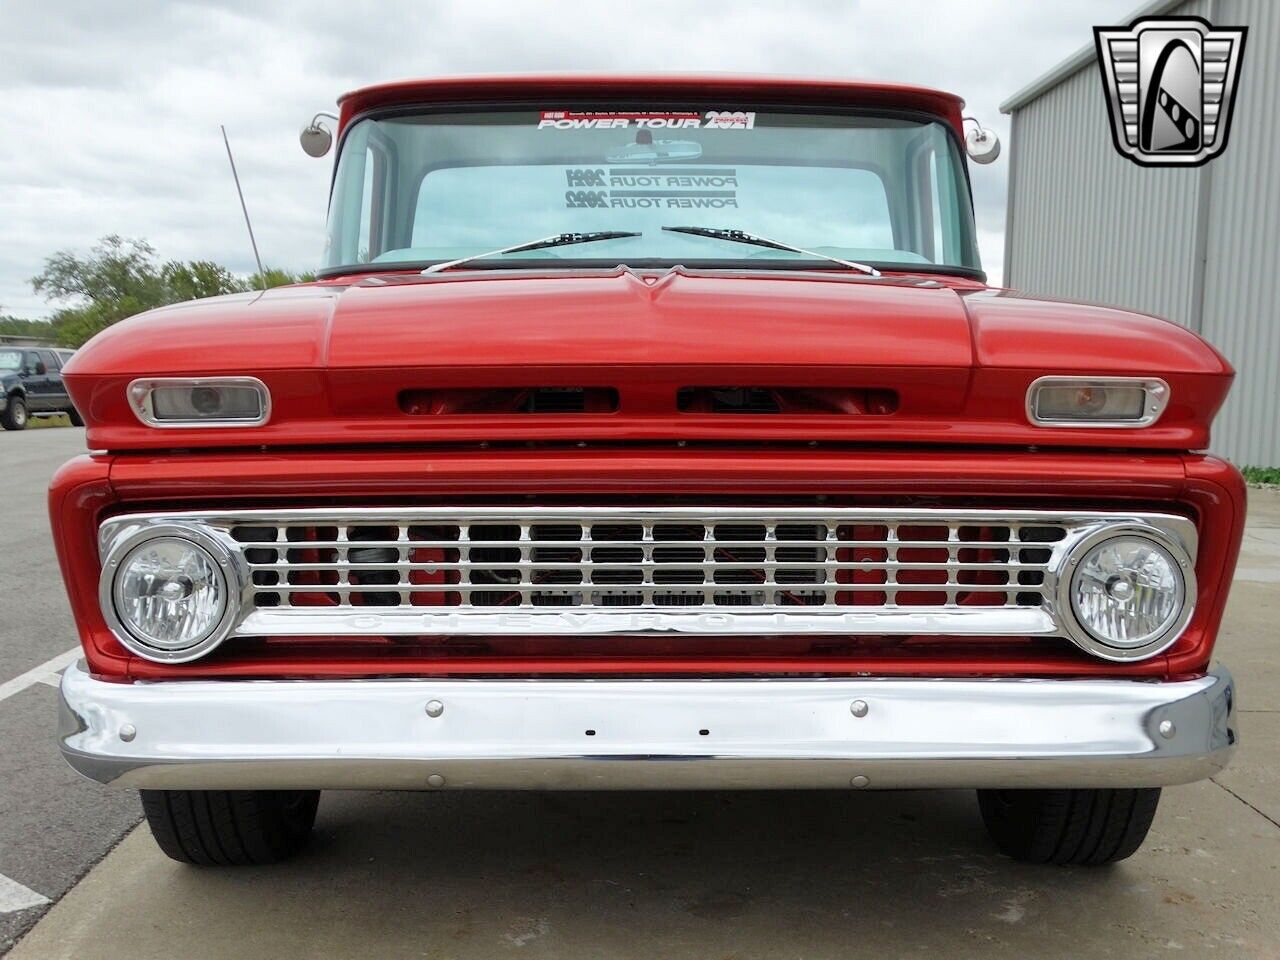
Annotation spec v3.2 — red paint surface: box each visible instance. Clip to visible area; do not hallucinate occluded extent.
[61,270,1234,452]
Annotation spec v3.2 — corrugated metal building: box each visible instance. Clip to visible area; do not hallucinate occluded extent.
[1001,0,1278,466]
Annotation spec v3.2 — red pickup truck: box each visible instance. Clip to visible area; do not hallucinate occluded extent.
[51,75,1241,869]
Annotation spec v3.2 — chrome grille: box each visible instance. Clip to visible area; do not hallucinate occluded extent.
[231,516,1062,609]
[98,507,1197,639]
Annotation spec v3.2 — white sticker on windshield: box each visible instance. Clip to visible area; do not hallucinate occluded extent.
[538,110,755,130]
[563,168,740,209]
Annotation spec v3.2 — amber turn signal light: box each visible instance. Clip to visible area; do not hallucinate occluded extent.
[127,377,270,428]
[1026,377,1168,427]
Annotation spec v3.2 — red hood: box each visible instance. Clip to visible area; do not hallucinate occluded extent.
[325,269,972,369]
[62,268,1233,452]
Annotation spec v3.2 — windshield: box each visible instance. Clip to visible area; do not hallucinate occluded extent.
[0,351,22,371]
[321,107,980,275]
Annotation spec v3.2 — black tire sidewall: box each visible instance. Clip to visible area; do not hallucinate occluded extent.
[3,395,27,430]
[977,787,1160,866]
[140,789,320,866]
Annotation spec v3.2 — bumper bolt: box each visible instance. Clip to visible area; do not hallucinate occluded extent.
[850,775,870,788]
[426,774,445,788]
[425,699,444,718]
[1158,719,1176,739]
[850,700,869,718]
[119,724,137,743]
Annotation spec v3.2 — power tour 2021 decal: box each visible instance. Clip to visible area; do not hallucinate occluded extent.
[539,110,753,210]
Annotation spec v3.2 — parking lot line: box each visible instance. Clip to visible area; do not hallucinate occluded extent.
[0,648,80,704]
[0,876,49,915]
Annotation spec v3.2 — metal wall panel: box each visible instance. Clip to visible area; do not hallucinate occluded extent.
[1005,0,1280,466]
[1199,0,1280,466]
[1004,0,1208,328]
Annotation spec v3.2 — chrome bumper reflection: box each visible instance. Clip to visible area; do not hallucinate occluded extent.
[58,661,1235,791]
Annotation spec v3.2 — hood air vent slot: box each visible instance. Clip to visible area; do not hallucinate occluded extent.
[400,387,619,416]
[676,387,898,415]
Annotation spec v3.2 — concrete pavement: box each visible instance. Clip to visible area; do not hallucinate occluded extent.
[0,427,141,954]
[8,782,1280,959]
[3,427,1277,958]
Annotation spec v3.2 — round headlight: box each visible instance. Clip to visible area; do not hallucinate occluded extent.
[105,532,237,661]
[1064,531,1193,660]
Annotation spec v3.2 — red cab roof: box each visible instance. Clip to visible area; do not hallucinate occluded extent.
[336,74,966,136]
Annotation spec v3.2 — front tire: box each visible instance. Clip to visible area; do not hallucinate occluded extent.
[66,406,84,427]
[140,789,320,865]
[977,788,1160,865]
[1,395,27,430]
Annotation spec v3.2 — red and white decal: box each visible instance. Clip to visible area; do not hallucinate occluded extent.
[538,110,755,130]
[702,111,756,129]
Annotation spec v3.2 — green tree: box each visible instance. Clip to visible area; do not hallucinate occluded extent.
[30,235,313,347]
[248,266,316,289]
[160,260,245,302]
[0,314,57,339]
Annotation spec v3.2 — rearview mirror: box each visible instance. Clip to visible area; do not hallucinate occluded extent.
[608,133,703,165]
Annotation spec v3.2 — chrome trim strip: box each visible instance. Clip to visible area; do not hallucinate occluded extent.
[126,376,271,428]
[96,507,1198,653]
[58,660,1236,790]
[1026,375,1170,428]
[235,605,1058,637]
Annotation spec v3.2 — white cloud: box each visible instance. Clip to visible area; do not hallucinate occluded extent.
[0,0,1139,316]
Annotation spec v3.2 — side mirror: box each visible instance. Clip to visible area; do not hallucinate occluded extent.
[963,118,1001,165]
[300,113,337,158]
[34,361,47,375]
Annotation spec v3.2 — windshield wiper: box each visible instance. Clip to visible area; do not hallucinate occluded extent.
[661,226,880,277]
[421,231,641,274]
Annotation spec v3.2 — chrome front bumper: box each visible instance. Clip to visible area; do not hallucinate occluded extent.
[58,661,1236,791]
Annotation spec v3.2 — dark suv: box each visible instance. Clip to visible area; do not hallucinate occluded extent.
[0,347,83,430]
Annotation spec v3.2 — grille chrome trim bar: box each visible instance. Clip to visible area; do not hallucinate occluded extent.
[98,507,1197,644]
[236,606,1057,638]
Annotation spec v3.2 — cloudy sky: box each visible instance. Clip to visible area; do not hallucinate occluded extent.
[0,0,1141,318]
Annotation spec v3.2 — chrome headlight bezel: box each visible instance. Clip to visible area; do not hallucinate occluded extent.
[1055,523,1196,662]
[1026,376,1169,428]
[98,522,246,663]
[127,377,271,428]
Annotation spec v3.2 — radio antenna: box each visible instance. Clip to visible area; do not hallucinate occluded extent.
[220,125,267,291]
